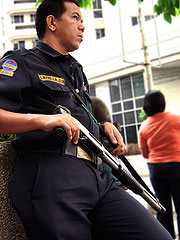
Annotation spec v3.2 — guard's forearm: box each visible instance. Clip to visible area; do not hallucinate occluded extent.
[0,109,40,134]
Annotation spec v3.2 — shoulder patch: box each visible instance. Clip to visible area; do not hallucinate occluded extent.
[0,59,18,77]
[38,74,65,85]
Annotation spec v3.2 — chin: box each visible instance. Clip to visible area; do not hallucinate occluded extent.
[69,45,80,52]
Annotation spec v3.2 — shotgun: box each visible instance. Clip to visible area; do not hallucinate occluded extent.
[30,95,166,213]
[54,119,166,213]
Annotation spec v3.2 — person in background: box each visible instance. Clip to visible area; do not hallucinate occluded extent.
[139,90,180,239]
[0,0,172,239]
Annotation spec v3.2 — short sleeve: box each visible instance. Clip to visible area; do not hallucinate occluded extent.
[0,50,31,112]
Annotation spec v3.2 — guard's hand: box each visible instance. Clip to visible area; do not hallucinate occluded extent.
[103,122,126,157]
[39,113,80,144]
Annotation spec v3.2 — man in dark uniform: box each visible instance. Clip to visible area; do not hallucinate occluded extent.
[0,0,172,239]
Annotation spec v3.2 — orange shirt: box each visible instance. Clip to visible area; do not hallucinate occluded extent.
[139,112,180,163]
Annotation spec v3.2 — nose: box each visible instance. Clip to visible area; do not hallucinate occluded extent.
[79,23,85,33]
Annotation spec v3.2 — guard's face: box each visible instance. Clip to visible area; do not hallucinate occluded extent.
[55,2,85,54]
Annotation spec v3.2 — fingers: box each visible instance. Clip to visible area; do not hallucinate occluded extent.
[110,130,126,156]
[58,115,80,144]
[65,121,79,144]
[103,122,126,157]
[42,113,80,144]
[111,142,126,157]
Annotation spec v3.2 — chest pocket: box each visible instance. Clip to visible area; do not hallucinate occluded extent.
[39,79,97,135]
[40,80,76,110]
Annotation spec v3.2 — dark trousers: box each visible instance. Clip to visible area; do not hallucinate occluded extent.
[8,152,172,240]
[148,162,180,239]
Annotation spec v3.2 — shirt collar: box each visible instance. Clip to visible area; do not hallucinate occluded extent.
[35,41,67,58]
[35,41,80,65]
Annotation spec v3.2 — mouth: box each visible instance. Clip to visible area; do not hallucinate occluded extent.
[78,35,83,41]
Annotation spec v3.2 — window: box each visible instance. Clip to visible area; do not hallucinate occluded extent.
[93,10,103,18]
[13,15,24,23]
[19,41,25,49]
[95,28,105,39]
[145,15,154,21]
[131,15,154,26]
[93,0,103,18]
[109,72,145,144]
[112,103,121,113]
[123,101,133,110]
[30,14,36,22]
[14,43,18,50]
[121,76,132,100]
[109,79,121,102]
[14,0,36,3]
[14,41,25,50]
[89,85,96,96]
[131,17,138,26]
[32,39,38,48]
[132,72,145,97]
[126,126,137,143]
[15,25,35,30]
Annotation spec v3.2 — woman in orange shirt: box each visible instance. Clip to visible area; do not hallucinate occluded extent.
[139,90,180,239]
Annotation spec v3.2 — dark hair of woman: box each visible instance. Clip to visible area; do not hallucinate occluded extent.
[143,90,166,116]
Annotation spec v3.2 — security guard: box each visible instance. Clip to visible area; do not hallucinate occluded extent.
[0,0,172,239]
[0,42,99,152]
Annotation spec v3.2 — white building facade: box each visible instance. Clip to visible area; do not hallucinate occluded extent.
[0,0,180,144]
[0,0,37,54]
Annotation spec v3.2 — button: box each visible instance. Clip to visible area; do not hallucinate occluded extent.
[83,85,87,91]
[75,89,79,93]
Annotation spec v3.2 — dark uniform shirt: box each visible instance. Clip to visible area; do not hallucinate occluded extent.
[0,41,99,152]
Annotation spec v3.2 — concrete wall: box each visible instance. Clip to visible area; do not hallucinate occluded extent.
[153,67,180,114]
[0,141,26,239]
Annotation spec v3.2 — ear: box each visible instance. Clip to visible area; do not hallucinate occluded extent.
[46,15,57,32]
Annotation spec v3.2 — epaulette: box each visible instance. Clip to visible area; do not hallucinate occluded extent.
[16,48,31,56]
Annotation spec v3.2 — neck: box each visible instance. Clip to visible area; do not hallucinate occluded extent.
[41,37,68,55]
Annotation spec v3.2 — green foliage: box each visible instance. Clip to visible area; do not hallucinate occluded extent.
[104,0,116,6]
[77,0,94,9]
[36,0,180,22]
[0,134,15,142]
[35,0,44,6]
[139,109,147,121]
[153,0,180,23]
[35,0,94,9]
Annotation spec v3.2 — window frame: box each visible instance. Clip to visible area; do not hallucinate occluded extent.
[109,72,145,144]
[93,0,103,19]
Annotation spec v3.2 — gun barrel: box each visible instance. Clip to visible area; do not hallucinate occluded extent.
[141,189,166,213]
[98,152,166,213]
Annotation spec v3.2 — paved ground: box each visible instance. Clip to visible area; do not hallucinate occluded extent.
[124,155,179,240]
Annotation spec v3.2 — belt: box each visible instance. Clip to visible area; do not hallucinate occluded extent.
[66,142,96,163]
[26,142,96,163]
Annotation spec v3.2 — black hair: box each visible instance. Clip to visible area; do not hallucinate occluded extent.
[35,0,79,39]
[143,90,166,116]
